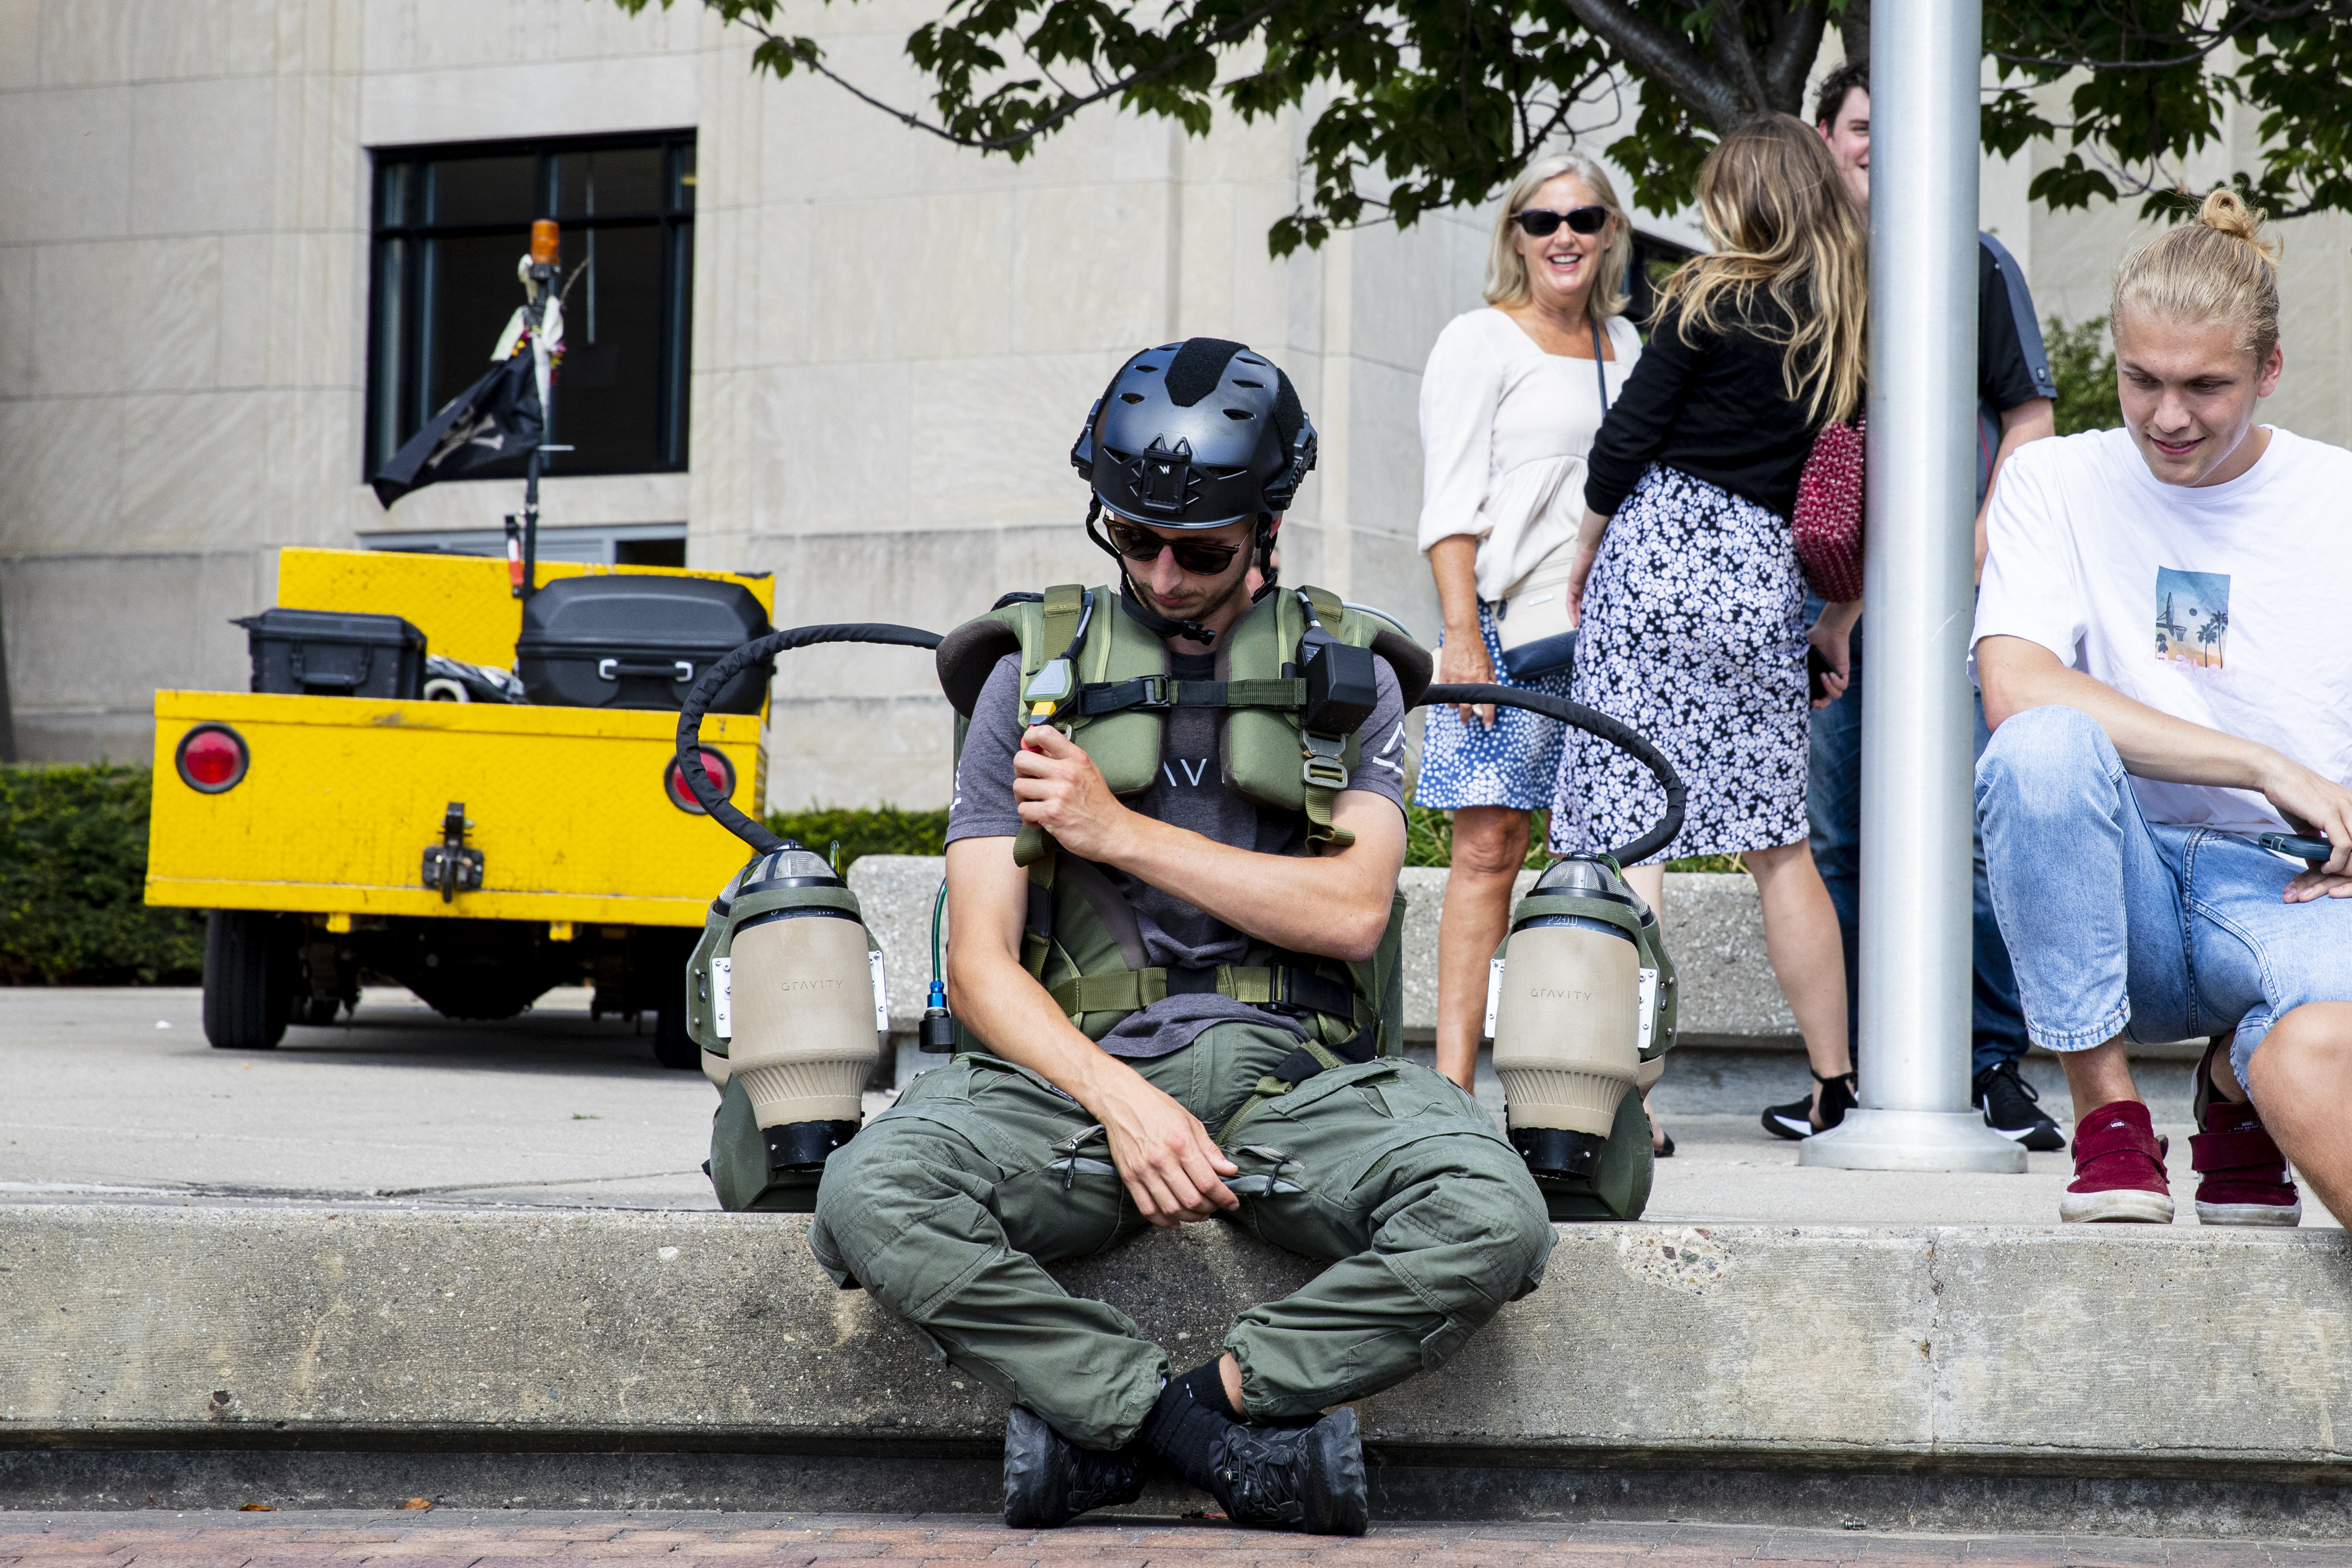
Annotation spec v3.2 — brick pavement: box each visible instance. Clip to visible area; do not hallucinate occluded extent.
[0,1512,2335,1568]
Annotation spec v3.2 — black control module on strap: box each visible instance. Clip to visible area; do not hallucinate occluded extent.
[1301,631,1379,736]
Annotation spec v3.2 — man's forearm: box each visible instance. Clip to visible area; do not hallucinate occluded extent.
[1091,802,1399,963]
[1982,639,2283,790]
[947,935,1134,1105]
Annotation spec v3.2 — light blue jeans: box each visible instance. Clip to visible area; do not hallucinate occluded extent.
[1974,704,2352,1090]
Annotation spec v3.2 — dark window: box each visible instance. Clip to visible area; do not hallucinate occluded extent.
[1627,231,1698,337]
[367,132,695,481]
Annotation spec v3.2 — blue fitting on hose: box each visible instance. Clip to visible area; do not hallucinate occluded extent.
[919,978,956,1053]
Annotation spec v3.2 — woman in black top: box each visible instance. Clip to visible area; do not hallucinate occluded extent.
[1551,114,1868,1137]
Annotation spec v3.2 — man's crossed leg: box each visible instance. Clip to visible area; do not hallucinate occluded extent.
[809,1021,1554,1531]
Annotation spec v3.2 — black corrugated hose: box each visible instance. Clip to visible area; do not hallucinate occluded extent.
[674,623,944,854]
[673,632,1683,869]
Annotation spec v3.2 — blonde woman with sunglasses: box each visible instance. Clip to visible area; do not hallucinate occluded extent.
[1415,152,1647,1132]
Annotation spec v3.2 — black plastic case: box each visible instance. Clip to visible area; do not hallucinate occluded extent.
[234,608,427,700]
[515,575,773,713]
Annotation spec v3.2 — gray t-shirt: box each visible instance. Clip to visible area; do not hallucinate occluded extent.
[947,646,1409,1059]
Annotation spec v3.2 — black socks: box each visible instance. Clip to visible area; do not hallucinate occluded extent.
[1141,1360,1242,1492]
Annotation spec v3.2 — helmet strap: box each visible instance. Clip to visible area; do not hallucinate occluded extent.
[1116,575,1220,647]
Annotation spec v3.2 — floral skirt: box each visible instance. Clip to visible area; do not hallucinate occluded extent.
[1414,601,1576,812]
[1550,465,1809,864]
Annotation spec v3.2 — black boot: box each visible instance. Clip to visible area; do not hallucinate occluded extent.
[1001,1405,1147,1528]
[1205,1406,1369,1537]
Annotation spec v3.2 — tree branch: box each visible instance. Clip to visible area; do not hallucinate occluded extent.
[731,0,1289,154]
[1833,0,1867,76]
[1707,0,1772,116]
[1559,0,1748,131]
[1762,0,1831,114]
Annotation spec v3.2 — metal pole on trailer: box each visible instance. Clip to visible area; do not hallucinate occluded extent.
[1799,0,2025,1174]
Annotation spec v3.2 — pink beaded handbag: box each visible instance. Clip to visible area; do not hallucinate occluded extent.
[1792,417,1865,603]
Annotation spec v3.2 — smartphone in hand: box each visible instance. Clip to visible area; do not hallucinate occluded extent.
[2258,831,2334,871]
[1807,646,1833,704]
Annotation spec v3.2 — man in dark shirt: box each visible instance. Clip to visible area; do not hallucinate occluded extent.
[1782,60,2063,1147]
[809,339,1552,1537]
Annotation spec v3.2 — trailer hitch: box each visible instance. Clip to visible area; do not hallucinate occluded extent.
[420,800,484,902]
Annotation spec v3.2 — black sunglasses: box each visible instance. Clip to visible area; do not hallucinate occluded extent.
[1512,205,1610,238]
[1105,517,1242,575]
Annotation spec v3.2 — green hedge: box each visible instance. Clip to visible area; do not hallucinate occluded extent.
[767,804,953,871]
[2048,315,2123,437]
[0,764,204,985]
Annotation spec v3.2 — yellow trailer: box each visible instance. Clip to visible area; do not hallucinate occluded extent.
[145,547,772,1066]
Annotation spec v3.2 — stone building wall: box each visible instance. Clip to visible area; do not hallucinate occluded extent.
[4,7,2343,804]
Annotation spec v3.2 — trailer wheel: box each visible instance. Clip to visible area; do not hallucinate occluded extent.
[203,911,295,1051]
[652,994,698,1071]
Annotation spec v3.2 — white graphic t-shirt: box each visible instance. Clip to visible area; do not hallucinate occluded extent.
[1972,425,2352,832]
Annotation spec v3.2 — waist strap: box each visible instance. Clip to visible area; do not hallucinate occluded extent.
[1048,963,1356,1021]
[1217,1027,1378,1145]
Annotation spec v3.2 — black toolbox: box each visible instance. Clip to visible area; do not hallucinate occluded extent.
[234,608,427,700]
[515,575,773,713]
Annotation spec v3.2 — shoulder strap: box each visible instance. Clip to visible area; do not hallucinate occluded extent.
[1038,585,1086,674]
[1297,587,1356,852]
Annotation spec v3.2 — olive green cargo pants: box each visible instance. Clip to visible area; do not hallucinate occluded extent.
[806,1021,1554,1451]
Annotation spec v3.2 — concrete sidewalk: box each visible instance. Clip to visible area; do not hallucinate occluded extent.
[0,1511,2334,1566]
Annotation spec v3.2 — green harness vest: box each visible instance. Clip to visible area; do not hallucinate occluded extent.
[936,584,1432,1112]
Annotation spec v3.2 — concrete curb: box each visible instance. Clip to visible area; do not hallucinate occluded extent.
[9,1204,2352,1525]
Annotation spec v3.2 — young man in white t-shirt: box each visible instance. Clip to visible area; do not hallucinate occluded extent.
[1974,191,2352,1228]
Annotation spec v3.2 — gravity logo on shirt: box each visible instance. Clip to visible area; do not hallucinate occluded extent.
[2154,567,2230,669]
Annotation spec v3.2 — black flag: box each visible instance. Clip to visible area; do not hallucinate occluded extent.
[370,349,544,507]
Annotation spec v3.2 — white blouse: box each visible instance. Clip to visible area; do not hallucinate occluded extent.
[1416,307,1645,603]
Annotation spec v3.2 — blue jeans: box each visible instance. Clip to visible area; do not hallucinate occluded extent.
[1975,705,2352,1090]
[1805,598,2031,1076]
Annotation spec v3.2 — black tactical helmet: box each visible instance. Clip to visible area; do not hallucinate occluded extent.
[1071,338,1317,531]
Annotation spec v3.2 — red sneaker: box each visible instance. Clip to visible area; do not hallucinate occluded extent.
[2059,1099,2174,1224]
[2190,1037,2301,1227]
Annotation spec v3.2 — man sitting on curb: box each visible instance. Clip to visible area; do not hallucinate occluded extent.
[809,339,1554,1534]
[1975,190,2352,1227]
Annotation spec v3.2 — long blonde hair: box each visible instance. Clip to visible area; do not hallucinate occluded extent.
[1653,115,1868,424]
[1482,151,1633,321]
[2114,188,2282,361]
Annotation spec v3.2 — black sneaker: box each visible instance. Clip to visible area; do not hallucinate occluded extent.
[1206,1405,1368,1536]
[1002,1404,1147,1528]
[1974,1060,2065,1152]
[1762,1069,1857,1142]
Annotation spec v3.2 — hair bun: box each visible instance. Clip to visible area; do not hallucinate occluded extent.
[2197,189,2280,265]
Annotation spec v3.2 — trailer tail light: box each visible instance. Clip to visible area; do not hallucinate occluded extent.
[666,749,734,815]
[176,724,249,794]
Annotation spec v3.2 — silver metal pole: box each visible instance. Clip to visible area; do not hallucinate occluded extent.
[1800,0,2023,1174]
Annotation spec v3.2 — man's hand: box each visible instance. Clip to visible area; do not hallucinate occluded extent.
[2259,752,2352,893]
[1015,725,1133,861]
[1087,1068,1240,1227]
[1806,618,1851,710]
[2284,868,2352,903]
